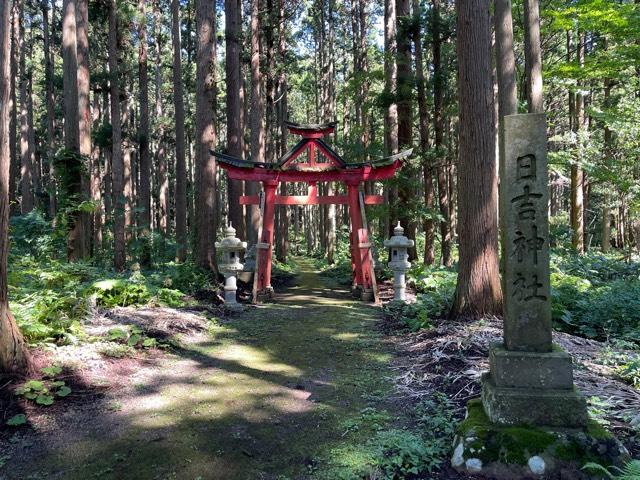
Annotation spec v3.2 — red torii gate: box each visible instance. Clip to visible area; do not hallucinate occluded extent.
[214,121,409,303]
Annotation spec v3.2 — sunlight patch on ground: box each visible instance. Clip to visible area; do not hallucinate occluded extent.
[214,344,303,376]
[331,332,362,341]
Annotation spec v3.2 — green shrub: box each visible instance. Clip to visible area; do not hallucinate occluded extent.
[10,211,62,257]
[155,288,186,307]
[618,359,640,389]
[90,279,151,307]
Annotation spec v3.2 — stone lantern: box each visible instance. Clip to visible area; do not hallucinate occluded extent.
[384,222,414,302]
[215,223,247,310]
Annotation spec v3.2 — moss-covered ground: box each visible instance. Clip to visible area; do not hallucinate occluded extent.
[4,258,406,480]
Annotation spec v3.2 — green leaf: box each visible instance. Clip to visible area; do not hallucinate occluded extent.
[142,337,156,348]
[24,392,38,400]
[35,394,54,406]
[24,380,45,391]
[128,334,141,347]
[6,414,27,426]
[56,386,72,397]
[41,365,62,377]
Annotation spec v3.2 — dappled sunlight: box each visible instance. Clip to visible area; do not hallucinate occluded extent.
[4,257,396,479]
[213,344,304,376]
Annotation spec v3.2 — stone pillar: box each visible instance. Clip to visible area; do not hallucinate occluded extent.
[482,113,588,427]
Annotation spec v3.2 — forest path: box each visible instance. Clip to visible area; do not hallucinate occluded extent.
[5,257,396,480]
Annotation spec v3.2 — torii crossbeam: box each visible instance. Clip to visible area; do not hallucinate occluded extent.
[213,121,410,303]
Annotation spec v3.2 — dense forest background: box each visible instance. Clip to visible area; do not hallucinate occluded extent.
[7,0,640,267]
[0,0,639,370]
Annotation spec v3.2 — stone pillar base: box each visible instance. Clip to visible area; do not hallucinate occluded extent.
[257,287,274,303]
[452,398,629,478]
[224,302,245,313]
[360,288,374,302]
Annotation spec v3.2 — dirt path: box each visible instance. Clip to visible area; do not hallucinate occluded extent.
[2,258,397,480]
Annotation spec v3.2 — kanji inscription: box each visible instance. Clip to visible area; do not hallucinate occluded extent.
[501,113,552,352]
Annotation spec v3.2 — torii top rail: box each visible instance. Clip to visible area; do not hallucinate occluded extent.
[213,121,410,303]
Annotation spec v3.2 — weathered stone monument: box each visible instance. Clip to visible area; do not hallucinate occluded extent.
[483,113,588,427]
[384,222,414,302]
[452,114,628,477]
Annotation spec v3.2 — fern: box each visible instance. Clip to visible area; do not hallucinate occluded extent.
[583,460,640,480]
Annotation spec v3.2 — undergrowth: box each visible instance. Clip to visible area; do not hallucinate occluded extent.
[318,394,456,479]
[9,211,217,345]
[383,248,640,350]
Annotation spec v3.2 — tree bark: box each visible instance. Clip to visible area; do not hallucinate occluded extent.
[451,0,503,317]
[601,78,612,253]
[137,0,151,266]
[194,0,218,272]
[248,0,264,244]
[154,1,168,239]
[494,0,518,282]
[412,0,434,265]
[18,0,33,214]
[384,0,398,158]
[77,0,92,255]
[0,0,30,374]
[396,0,416,260]
[42,0,56,218]
[109,0,125,270]
[62,0,87,261]
[570,32,585,254]
[172,0,187,262]
[523,0,543,113]
[9,1,19,214]
[225,0,245,238]
[432,0,451,266]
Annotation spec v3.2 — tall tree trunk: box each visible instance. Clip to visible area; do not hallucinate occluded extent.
[26,41,37,205]
[433,0,451,266]
[571,32,585,254]
[384,0,398,239]
[225,0,244,238]
[194,0,218,272]
[396,0,416,260]
[18,0,33,214]
[358,0,369,159]
[601,78,612,253]
[77,0,92,255]
[248,0,264,244]
[275,0,289,262]
[9,1,19,214]
[91,88,103,250]
[384,0,398,158]
[172,0,187,262]
[0,0,31,374]
[42,0,56,217]
[109,0,125,270]
[451,0,503,317]
[154,1,168,239]
[137,0,151,266]
[495,0,518,282]
[523,0,543,113]
[62,0,87,261]
[413,0,434,265]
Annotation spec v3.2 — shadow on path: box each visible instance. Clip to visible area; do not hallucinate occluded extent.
[2,257,393,480]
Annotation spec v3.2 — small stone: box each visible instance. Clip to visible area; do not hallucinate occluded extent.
[465,458,482,472]
[451,442,465,468]
[528,456,545,475]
